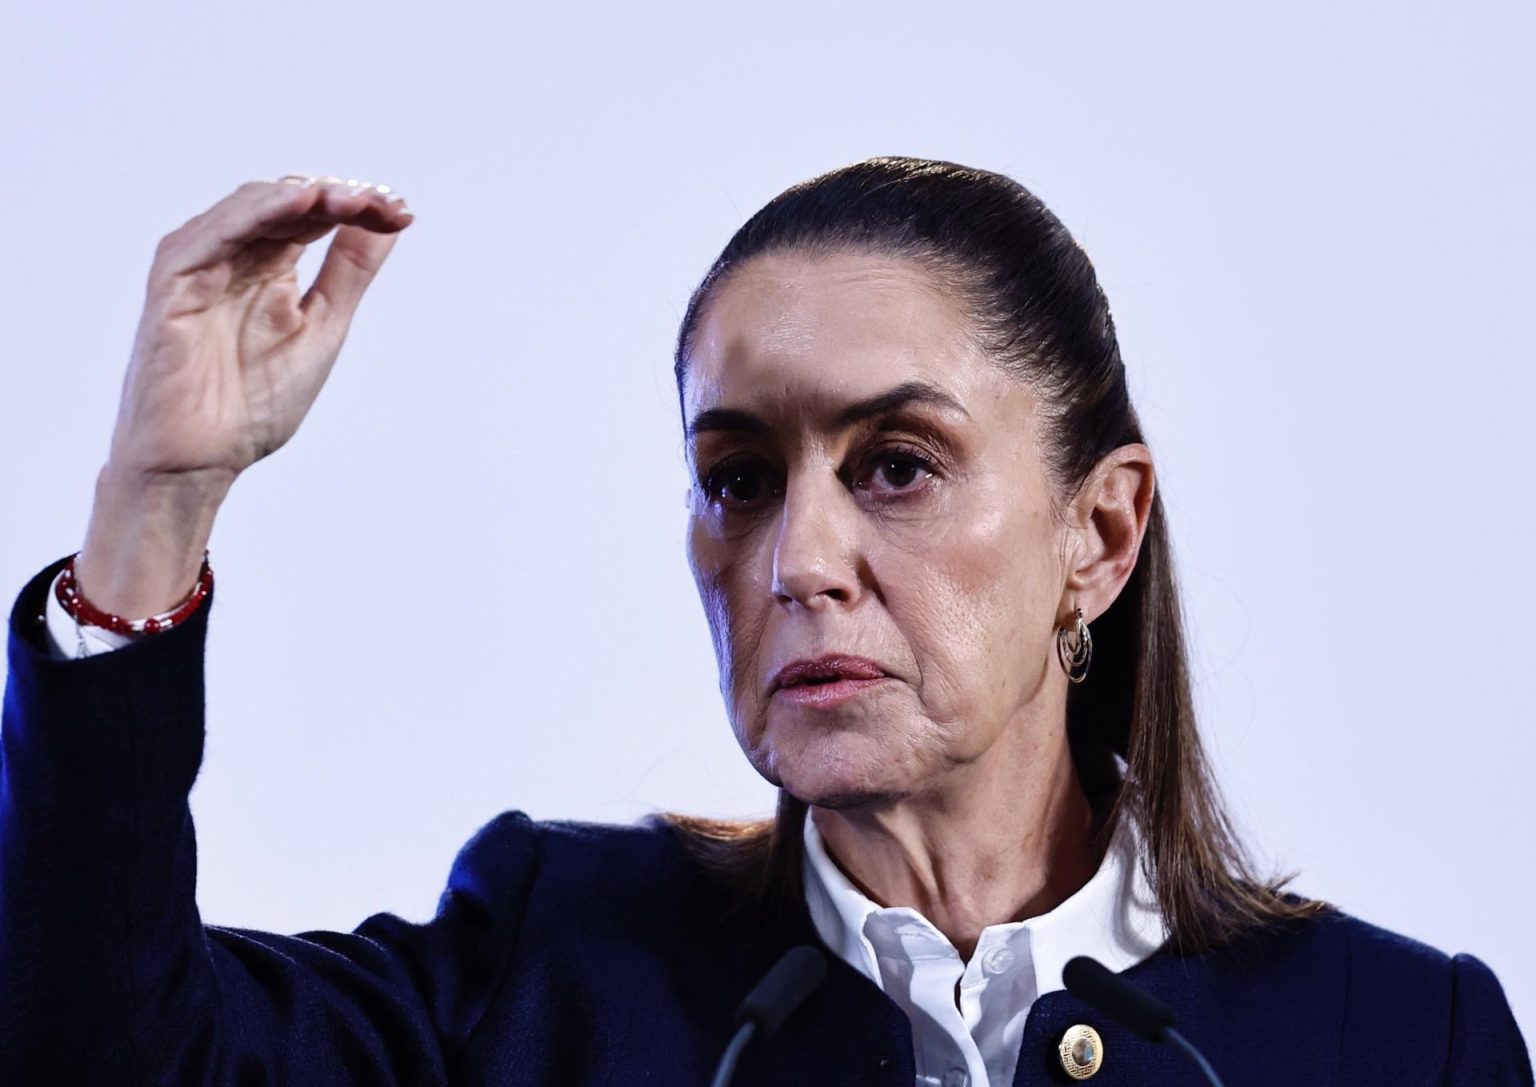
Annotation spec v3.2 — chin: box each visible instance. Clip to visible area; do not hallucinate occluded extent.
[793,785,905,811]
[755,726,915,811]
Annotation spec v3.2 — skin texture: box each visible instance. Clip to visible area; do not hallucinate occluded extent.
[683,250,1155,957]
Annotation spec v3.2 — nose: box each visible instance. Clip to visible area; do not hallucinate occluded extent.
[770,475,861,609]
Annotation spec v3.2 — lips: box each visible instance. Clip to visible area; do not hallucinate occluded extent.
[771,654,889,692]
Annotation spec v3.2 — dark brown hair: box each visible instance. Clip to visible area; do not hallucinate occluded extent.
[664,156,1325,954]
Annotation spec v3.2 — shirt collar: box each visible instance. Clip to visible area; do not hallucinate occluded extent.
[800,780,1167,998]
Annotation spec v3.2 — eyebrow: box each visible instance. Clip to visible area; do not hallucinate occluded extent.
[685,379,970,440]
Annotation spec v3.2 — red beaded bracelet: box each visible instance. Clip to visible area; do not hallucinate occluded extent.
[55,551,214,636]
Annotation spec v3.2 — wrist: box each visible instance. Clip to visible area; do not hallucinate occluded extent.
[75,462,231,619]
[59,550,212,637]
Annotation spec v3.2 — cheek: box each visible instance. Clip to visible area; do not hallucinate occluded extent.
[688,521,771,711]
[881,492,1058,724]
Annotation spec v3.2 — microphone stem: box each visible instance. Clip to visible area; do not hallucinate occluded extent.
[1164,1028,1226,1087]
[708,1021,758,1087]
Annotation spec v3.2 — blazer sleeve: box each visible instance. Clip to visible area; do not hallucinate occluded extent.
[1446,952,1533,1086]
[0,555,539,1085]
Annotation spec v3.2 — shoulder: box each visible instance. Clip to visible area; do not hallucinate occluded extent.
[436,810,690,917]
[1199,906,1531,1083]
[1315,907,1465,988]
[1321,910,1529,1082]
[1227,905,1514,1014]
[1304,908,1516,1016]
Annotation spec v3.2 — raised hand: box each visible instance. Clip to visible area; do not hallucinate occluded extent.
[76,175,415,619]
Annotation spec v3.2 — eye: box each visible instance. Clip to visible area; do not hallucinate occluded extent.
[696,445,937,513]
[856,446,937,496]
[700,456,781,509]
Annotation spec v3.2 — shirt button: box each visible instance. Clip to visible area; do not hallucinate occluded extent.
[980,945,1016,975]
[941,1068,970,1087]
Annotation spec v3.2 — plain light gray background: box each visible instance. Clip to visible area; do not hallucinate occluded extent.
[3,0,1531,1047]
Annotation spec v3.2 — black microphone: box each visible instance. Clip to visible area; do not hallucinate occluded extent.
[709,945,828,1087]
[1062,956,1226,1087]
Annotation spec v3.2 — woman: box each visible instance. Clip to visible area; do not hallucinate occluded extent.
[1,158,1528,1085]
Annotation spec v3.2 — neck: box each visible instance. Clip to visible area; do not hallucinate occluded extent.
[811,721,1101,961]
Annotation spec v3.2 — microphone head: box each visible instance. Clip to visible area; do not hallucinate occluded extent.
[735,946,829,1038]
[1062,955,1176,1042]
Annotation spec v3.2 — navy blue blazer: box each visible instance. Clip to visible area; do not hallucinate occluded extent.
[2,555,1530,1085]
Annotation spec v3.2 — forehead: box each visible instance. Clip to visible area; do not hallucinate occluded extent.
[683,250,996,424]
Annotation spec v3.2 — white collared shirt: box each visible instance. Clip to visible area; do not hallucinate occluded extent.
[802,808,1166,1087]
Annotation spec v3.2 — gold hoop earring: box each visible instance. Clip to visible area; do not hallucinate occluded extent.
[1056,605,1092,684]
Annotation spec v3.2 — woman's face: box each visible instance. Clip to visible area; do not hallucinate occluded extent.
[682,249,1080,809]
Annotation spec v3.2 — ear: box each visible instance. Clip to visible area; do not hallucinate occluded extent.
[1060,444,1155,626]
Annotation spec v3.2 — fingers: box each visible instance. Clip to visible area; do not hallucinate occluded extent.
[267,176,414,242]
[300,223,402,326]
[154,176,414,277]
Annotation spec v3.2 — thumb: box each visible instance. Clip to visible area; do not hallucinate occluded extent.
[301,224,402,328]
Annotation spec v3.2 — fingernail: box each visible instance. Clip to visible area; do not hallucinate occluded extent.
[278,174,319,186]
